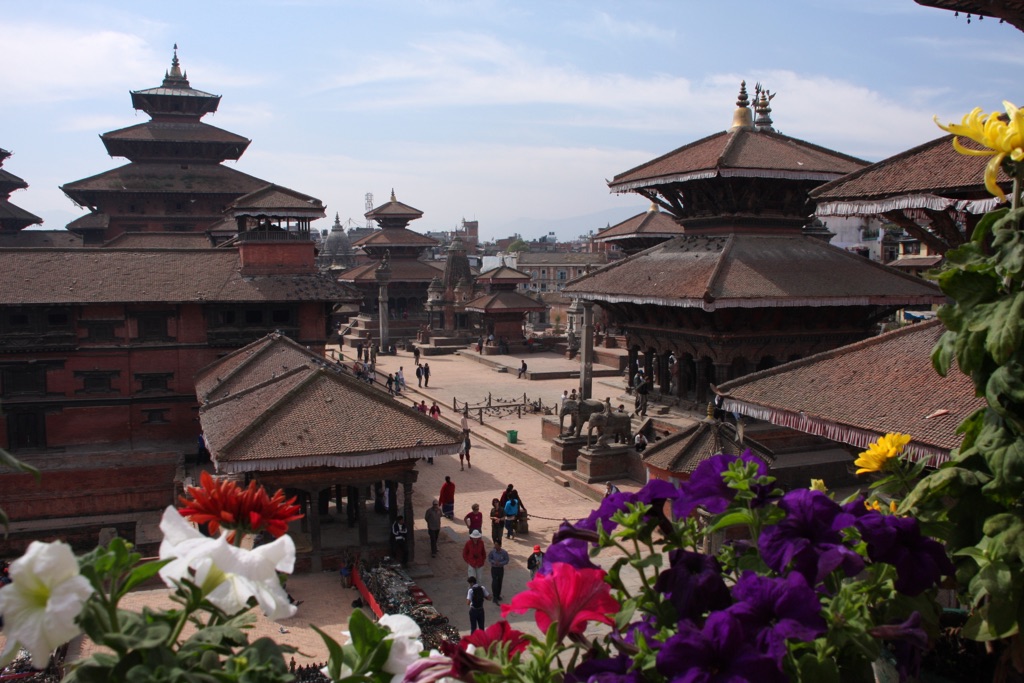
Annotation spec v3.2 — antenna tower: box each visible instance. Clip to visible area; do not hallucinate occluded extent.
[364,193,374,229]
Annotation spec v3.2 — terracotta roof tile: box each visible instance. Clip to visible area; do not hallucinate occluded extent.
[563,234,944,309]
[352,227,437,249]
[464,290,548,313]
[61,162,270,197]
[611,128,866,191]
[0,248,356,304]
[811,135,1010,204]
[338,258,443,283]
[717,320,982,463]
[197,334,462,473]
[101,121,249,146]
[0,231,81,248]
[594,208,686,241]
[102,233,212,249]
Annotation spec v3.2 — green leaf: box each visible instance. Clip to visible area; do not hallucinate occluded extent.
[970,206,1009,243]
[120,559,170,596]
[312,624,349,682]
[984,294,1024,364]
[936,266,1000,309]
[932,330,956,376]
[794,653,840,683]
[707,509,753,534]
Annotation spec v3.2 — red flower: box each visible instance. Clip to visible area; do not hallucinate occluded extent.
[461,620,529,656]
[501,562,619,642]
[178,471,301,543]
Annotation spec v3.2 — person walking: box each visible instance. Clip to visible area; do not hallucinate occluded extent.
[424,499,442,557]
[413,346,421,365]
[460,432,472,470]
[461,408,471,435]
[416,363,423,387]
[385,373,396,396]
[634,370,649,417]
[396,367,406,391]
[488,498,505,545]
[518,360,528,379]
[429,401,441,419]
[422,362,431,387]
[391,515,408,567]
[417,400,428,414]
[487,539,510,604]
[466,577,489,633]
[463,529,487,581]
[463,503,483,534]
[527,544,545,580]
[439,476,455,520]
[503,494,521,540]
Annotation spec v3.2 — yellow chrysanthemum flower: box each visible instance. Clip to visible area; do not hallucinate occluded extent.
[854,433,912,475]
[935,101,1024,202]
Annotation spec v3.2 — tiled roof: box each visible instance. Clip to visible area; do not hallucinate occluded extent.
[0,248,357,304]
[66,213,109,231]
[197,334,462,473]
[811,134,1009,216]
[365,195,424,221]
[889,255,943,268]
[0,231,82,248]
[464,290,548,313]
[516,253,607,266]
[101,121,249,146]
[611,128,866,192]
[476,265,531,283]
[227,184,324,216]
[338,258,443,283]
[594,208,686,241]
[644,419,772,475]
[102,233,213,249]
[0,168,28,191]
[0,201,42,226]
[717,320,983,464]
[563,233,944,310]
[61,162,270,197]
[352,227,437,248]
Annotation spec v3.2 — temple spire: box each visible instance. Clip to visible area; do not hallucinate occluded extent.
[753,83,775,132]
[162,44,189,88]
[730,81,753,131]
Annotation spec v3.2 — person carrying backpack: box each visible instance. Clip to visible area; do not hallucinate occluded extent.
[466,576,490,632]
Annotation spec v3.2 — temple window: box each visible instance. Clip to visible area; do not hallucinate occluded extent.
[1,365,47,397]
[6,409,46,450]
[136,373,172,393]
[75,370,119,394]
[142,408,170,424]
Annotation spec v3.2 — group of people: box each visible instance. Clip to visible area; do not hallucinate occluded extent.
[414,362,431,387]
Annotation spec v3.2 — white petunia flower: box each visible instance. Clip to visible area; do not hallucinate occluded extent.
[0,541,94,668]
[379,613,424,683]
[157,506,296,620]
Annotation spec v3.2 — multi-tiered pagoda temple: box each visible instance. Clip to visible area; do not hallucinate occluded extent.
[565,84,946,405]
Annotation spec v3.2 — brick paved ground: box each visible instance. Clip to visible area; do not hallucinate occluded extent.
[3,346,705,669]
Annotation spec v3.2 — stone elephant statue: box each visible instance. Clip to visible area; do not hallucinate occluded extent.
[559,398,605,438]
[586,409,632,448]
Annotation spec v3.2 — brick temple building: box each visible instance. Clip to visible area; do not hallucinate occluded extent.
[0,49,357,555]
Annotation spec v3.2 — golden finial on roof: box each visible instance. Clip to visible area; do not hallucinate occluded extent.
[649,202,660,213]
[730,81,753,131]
[390,189,397,202]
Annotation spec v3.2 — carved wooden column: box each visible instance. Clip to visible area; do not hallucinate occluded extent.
[580,301,595,400]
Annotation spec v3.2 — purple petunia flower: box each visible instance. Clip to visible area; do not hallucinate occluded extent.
[673,453,771,519]
[653,550,731,623]
[758,489,864,585]
[855,513,954,596]
[655,612,786,683]
[565,654,642,683]
[870,611,929,681]
[541,521,601,575]
[578,479,681,535]
[726,571,826,663]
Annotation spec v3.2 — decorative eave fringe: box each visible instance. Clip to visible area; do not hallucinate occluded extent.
[722,398,949,467]
[213,444,459,475]
[568,291,941,311]
[612,168,840,192]
[815,194,1001,217]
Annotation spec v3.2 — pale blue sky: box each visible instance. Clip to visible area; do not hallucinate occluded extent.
[3,1,1021,240]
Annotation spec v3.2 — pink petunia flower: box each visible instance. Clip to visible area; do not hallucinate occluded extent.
[501,562,619,642]
[461,620,529,656]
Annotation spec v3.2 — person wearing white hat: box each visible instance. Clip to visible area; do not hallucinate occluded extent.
[462,528,487,581]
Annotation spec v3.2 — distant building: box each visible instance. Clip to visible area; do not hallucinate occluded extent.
[512,252,608,293]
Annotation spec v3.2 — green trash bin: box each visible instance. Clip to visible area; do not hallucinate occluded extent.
[507,430,518,444]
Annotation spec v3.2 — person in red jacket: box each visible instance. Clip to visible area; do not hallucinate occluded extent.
[463,529,487,581]
[439,476,455,520]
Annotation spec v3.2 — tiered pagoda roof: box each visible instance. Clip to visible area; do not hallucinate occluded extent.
[0,148,43,232]
[609,83,867,233]
[593,203,686,253]
[566,84,944,311]
[351,191,437,258]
